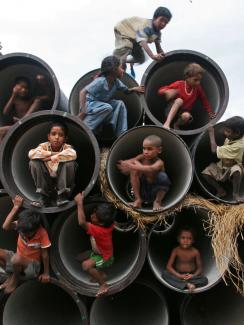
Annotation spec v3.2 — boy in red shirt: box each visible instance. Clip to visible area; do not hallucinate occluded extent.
[74,192,115,297]
[158,63,216,129]
[0,195,51,294]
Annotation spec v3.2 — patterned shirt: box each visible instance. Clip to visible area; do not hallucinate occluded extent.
[217,136,244,165]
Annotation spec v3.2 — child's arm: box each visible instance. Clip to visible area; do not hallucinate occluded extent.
[208,126,217,153]
[28,144,52,161]
[2,195,23,231]
[74,192,88,231]
[118,158,164,174]
[154,40,165,56]
[198,86,216,119]
[192,249,203,276]
[51,145,77,163]
[3,85,20,115]
[78,89,87,120]
[39,248,50,283]
[127,86,144,94]
[140,41,164,61]
[166,248,186,279]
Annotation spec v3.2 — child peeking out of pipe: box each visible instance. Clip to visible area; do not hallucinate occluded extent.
[113,7,172,72]
[158,63,216,130]
[0,195,51,294]
[0,75,53,141]
[78,55,144,139]
[28,122,77,207]
[117,134,171,211]
[201,116,244,202]
[74,192,115,297]
[162,227,208,292]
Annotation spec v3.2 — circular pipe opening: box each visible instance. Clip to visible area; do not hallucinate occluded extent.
[141,50,229,136]
[50,203,147,296]
[0,53,68,125]
[90,281,169,325]
[148,206,223,293]
[106,125,193,213]
[69,69,143,142]
[0,111,100,213]
[182,281,244,325]
[2,279,88,325]
[192,122,244,203]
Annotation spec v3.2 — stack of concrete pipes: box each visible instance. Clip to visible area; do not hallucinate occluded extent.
[0,50,244,325]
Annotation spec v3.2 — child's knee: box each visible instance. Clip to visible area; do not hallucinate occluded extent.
[11,254,22,266]
[181,112,192,122]
[82,260,93,271]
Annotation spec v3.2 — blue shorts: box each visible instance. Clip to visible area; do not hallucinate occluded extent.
[140,172,171,203]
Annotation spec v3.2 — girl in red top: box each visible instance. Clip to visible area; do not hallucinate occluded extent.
[158,63,216,129]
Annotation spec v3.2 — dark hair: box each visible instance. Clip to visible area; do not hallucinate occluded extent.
[224,116,244,137]
[95,203,115,227]
[16,209,43,234]
[48,121,68,137]
[100,56,121,77]
[14,76,31,88]
[153,7,172,21]
[177,226,195,240]
[183,63,205,79]
[144,134,162,147]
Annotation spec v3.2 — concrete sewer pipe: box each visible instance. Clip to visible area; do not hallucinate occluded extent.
[181,281,244,325]
[89,281,169,325]
[0,52,68,127]
[69,69,144,144]
[0,111,100,214]
[50,202,147,297]
[2,278,88,325]
[147,206,226,293]
[141,50,229,136]
[106,125,193,213]
[0,181,6,194]
[192,121,244,203]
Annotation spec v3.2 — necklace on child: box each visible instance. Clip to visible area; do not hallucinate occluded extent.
[184,81,193,96]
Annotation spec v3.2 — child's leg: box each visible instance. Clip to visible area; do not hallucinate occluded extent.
[129,170,142,208]
[0,125,11,142]
[202,174,226,197]
[152,172,171,211]
[163,98,184,129]
[162,89,179,102]
[162,270,186,290]
[108,99,128,137]
[232,171,243,202]
[153,190,166,211]
[173,112,193,130]
[56,161,78,206]
[26,98,42,115]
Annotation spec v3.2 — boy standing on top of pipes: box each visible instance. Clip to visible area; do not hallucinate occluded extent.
[113,6,172,74]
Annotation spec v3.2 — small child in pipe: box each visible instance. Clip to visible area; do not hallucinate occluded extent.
[201,116,244,202]
[0,75,52,141]
[158,63,216,129]
[162,227,208,292]
[75,192,115,297]
[113,7,172,71]
[78,55,144,139]
[28,121,77,207]
[117,134,171,211]
[0,195,51,294]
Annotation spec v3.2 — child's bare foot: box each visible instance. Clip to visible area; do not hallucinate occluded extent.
[186,283,196,292]
[96,283,109,297]
[233,195,244,203]
[163,122,170,129]
[153,200,163,211]
[4,275,18,294]
[89,272,107,283]
[129,199,142,209]
[0,276,11,290]
[216,189,227,198]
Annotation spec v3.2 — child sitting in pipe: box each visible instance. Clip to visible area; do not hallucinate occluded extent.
[158,63,216,129]
[74,192,115,297]
[201,116,244,202]
[78,55,144,139]
[117,134,171,211]
[113,7,172,72]
[162,227,208,292]
[0,75,52,141]
[28,121,77,207]
[0,195,51,294]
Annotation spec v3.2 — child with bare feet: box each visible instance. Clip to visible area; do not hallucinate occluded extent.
[117,135,171,211]
[162,227,208,292]
[0,195,51,294]
[74,192,115,297]
[202,116,244,202]
[158,63,216,129]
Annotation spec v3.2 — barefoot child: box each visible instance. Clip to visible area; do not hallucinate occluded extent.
[162,227,208,292]
[79,55,144,138]
[0,195,51,294]
[28,122,77,207]
[202,116,244,202]
[117,134,171,211]
[158,63,216,129]
[74,192,115,297]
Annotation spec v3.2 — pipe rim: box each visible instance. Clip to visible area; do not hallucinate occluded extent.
[0,52,61,111]
[50,209,147,297]
[141,49,229,135]
[0,110,100,214]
